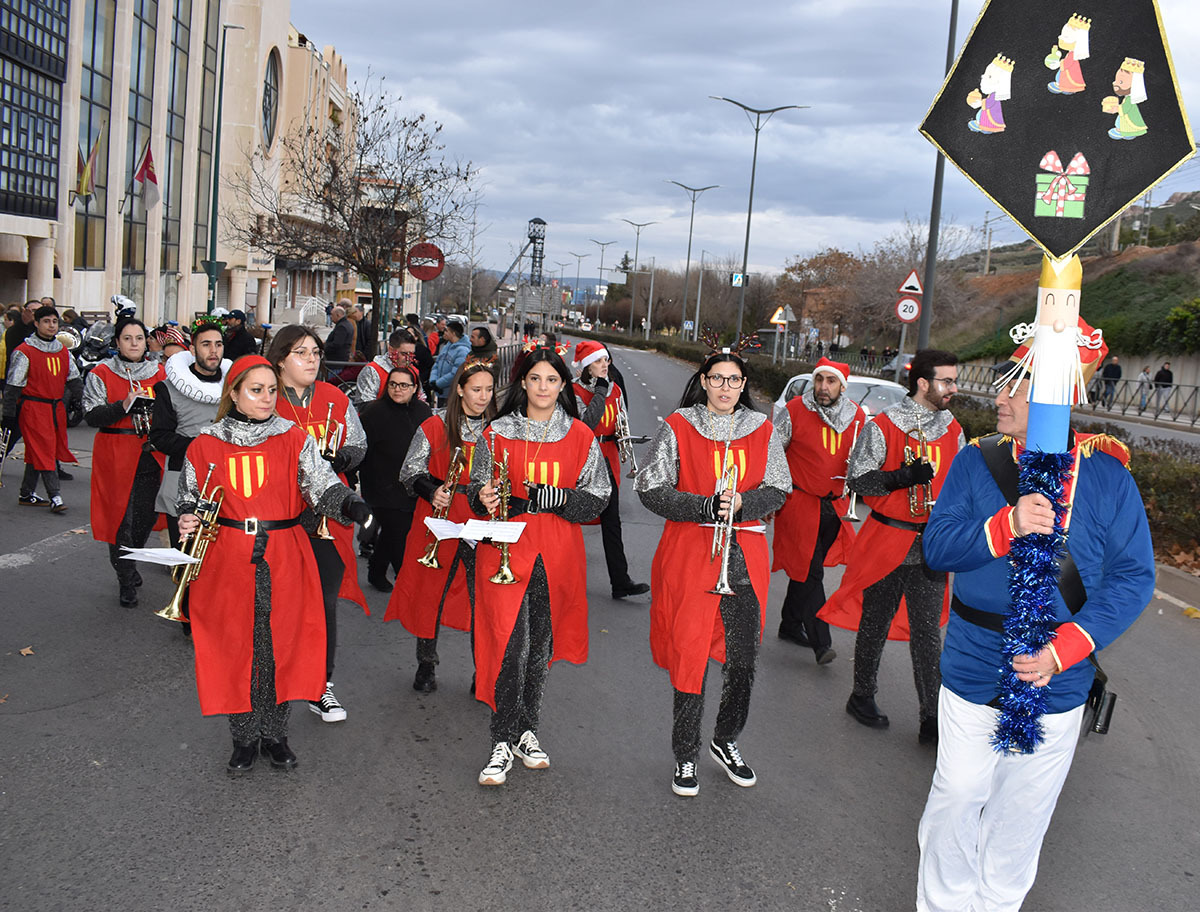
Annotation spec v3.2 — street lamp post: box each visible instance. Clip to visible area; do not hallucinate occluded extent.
[620,218,656,337]
[666,181,717,340]
[554,260,571,321]
[589,239,615,324]
[693,249,709,335]
[568,251,589,324]
[711,96,808,336]
[204,22,245,313]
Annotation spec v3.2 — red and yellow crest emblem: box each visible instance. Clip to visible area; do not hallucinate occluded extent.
[227,451,268,498]
[712,445,749,481]
[525,459,562,487]
[820,426,844,457]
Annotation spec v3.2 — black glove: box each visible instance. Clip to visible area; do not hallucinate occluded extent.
[883,460,935,491]
[526,484,568,514]
[505,495,529,518]
[325,450,354,475]
[411,474,443,503]
[704,493,722,523]
[341,494,377,544]
[592,375,609,391]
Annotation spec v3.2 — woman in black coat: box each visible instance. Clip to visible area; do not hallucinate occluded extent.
[358,365,433,590]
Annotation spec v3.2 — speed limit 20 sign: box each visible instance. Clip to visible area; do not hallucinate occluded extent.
[895,296,921,323]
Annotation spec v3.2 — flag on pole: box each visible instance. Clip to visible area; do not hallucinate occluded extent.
[76,122,105,202]
[133,140,161,209]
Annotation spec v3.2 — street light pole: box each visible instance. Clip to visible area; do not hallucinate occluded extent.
[568,251,589,324]
[693,249,709,336]
[620,219,656,337]
[589,239,615,324]
[554,260,571,321]
[205,22,245,313]
[711,97,807,337]
[666,181,717,340]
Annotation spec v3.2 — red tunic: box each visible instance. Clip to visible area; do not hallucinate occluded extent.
[278,381,368,613]
[574,380,623,488]
[473,419,596,710]
[364,361,387,400]
[186,427,327,715]
[649,414,774,695]
[88,361,167,544]
[819,412,961,640]
[16,341,76,470]
[771,398,864,581]
[386,416,477,635]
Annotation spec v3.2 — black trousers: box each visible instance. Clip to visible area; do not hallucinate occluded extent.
[228,562,290,743]
[490,557,553,744]
[672,548,759,763]
[310,537,345,682]
[369,506,414,579]
[779,504,841,652]
[599,472,632,589]
[416,542,477,666]
[106,451,161,586]
[20,464,60,498]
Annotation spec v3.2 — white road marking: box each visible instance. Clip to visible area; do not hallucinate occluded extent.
[650,395,657,400]
[0,525,93,570]
[1154,587,1195,611]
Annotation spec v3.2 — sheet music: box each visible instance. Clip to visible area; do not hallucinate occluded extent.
[119,546,200,566]
[460,519,526,544]
[424,517,465,541]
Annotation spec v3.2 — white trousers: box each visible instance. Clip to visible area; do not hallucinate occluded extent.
[916,686,1084,912]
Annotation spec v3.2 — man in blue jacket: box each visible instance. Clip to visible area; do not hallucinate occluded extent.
[915,363,1155,911]
[429,319,470,405]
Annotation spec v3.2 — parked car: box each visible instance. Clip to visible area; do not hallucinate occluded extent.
[879,352,915,384]
[772,372,907,424]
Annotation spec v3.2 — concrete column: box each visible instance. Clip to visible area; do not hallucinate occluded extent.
[229,267,248,311]
[257,277,272,322]
[27,237,56,299]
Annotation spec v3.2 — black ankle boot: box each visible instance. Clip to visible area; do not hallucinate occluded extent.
[260,737,298,769]
[227,741,258,775]
[413,662,437,693]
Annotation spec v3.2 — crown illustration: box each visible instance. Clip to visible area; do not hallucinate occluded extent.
[1120,57,1146,74]
[1066,13,1092,31]
[991,53,1015,73]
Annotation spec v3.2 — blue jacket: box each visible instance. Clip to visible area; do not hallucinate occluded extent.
[430,336,470,396]
[923,437,1155,712]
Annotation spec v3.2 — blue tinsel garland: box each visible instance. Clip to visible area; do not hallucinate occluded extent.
[991,448,1075,754]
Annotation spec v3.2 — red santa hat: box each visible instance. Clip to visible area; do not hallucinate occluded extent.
[812,357,850,385]
[573,339,609,371]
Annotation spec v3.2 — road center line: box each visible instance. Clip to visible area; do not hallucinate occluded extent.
[0,525,92,570]
[1153,587,1196,611]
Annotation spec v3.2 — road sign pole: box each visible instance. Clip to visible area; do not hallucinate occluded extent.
[896,323,908,383]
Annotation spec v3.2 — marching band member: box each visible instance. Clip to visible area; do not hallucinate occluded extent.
[387,357,496,693]
[356,329,427,404]
[267,326,369,723]
[468,349,610,786]
[820,350,964,743]
[82,316,166,607]
[636,340,790,797]
[771,357,865,664]
[176,355,374,775]
[572,340,649,599]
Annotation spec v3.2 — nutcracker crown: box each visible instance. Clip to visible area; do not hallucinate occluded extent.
[1038,255,1082,291]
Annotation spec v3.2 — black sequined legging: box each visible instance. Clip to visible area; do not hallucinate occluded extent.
[228,562,290,744]
[417,542,477,666]
[489,556,553,744]
[106,451,162,585]
[851,562,946,722]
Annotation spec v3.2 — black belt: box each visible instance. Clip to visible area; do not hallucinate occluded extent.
[217,515,303,535]
[19,394,60,404]
[951,594,1004,632]
[869,512,926,533]
[598,434,619,443]
[99,427,142,436]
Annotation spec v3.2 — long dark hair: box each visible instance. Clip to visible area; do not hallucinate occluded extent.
[678,352,757,412]
[266,324,324,379]
[496,348,579,421]
[443,359,498,453]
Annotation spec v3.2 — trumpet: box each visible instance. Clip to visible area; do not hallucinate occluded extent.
[840,420,861,522]
[904,424,935,517]
[158,463,224,622]
[0,427,11,488]
[313,402,343,540]
[709,460,740,596]
[488,451,519,585]
[124,367,152,437]
[417,446,465,569]
[614,399,648,479]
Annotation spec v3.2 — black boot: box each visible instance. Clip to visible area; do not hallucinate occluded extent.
[919,716,939,745]
[413,662,437,693]
[845,693,890,729]
[227,741,258,775]
[260,738,298,769]
[119,582,138,608]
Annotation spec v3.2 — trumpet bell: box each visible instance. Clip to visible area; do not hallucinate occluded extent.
[417,549,441,569]
[155,589,187,622]
[56,325,83,351]
[489,563,519,585]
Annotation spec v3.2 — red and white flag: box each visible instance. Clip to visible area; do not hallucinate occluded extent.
[133,141,161,209]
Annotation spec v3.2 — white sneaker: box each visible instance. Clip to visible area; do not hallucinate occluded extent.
[513,730,550,769]
[308,682,347,722]
[478,741,513,786]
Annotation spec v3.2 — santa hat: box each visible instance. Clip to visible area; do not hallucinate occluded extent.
[573,339,609,371]
[812,357,850,385]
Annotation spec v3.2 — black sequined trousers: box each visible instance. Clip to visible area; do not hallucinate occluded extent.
[106,450,162,586]
[489,556,553,744]
[672,547,759,763]
[228,561,290,743]
[416,542,476,666]
[851,561,946,722]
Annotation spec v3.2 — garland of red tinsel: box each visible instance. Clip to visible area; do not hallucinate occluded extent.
[991,448,1075,754]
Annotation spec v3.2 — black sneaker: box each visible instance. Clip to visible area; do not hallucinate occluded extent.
[777,626,811,648]
[57,467,74,481]
[18,493,50,507]
[413,662,437,693]
[815,646,837,665]
[612,581,650,599]
[672,760,699,797]
[709,739,757,787]
[49,496,67,514]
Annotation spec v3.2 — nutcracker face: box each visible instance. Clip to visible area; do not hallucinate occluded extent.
[1036,285,1078,334]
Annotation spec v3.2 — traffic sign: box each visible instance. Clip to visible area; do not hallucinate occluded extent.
[898,269,923,296]
[730,272,745,287]
[896,296,921,323]
[769,305,796,325]
[270,276,278,289]
[406,242,445,281]
[684,320,694,331]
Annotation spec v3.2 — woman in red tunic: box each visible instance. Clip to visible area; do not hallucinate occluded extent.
[267,325,368,724]
[387,357,496,693]
[468,349,610,786]
[635,348,790,797]
[82,317,166,607]
[177,356,374,775]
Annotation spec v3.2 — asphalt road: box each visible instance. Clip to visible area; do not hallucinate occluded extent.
[1,347,1198,912]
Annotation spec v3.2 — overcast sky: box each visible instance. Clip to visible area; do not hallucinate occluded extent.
[290,0,1200,283]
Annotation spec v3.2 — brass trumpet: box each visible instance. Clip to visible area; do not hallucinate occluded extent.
[158,463,224,622]
[709,460,740,596]
[124,367,152,437]
[840,420,861,522]
[313,402,343,540]
[488,452,519,585]
[614,399,647,479]
[416,446,465,569]
[904,425,935,517]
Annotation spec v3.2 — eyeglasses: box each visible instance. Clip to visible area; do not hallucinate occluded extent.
[289,347,321,360]
[705,374,745,389]
[387,381,415,391]
[930,377,959,388]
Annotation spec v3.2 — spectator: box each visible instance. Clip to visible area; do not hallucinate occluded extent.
[1153,361,1173,409]
[405,326,434,388]
[4,301,37,380]
[350,304,368,360]
[429,320,470,403]
[1135,364,1152,412]
[1099,355,1121,409]
[469,325,497,361]
[325,305,354,363]
[61,308,89,332]
[223,309,258,360]
[422,317,439,355]
[1,307,20,386]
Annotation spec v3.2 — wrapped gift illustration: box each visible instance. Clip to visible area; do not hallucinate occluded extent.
[1035,150,1090,218]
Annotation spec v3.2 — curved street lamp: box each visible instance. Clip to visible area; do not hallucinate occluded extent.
[589,238,615,322]
[620,218,656,336]
[666,181,717,340]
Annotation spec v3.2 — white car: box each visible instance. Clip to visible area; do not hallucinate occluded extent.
[772,372,907,424]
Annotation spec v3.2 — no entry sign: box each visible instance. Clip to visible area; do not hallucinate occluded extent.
[896,296,921,323]
[406,243,445,281]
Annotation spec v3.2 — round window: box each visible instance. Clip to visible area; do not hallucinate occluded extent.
[262,50,280,149]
